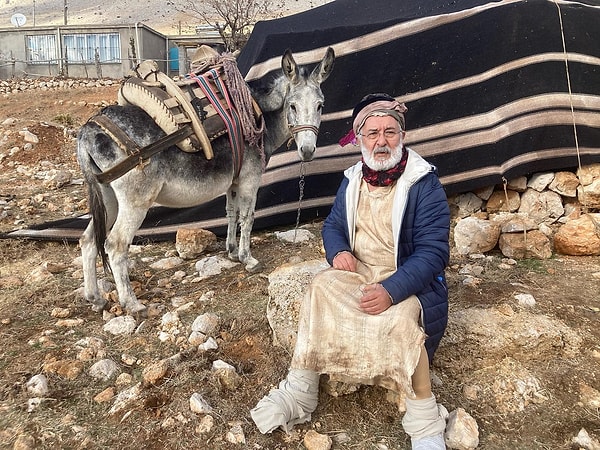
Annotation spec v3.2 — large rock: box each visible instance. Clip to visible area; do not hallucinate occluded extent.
[453,217,501,255]
[518,188,564,225]
[267,259,329,352]
[498,229,552,259]
[577,163,600,208]
[486,189,521,213]
[175,227,217,259]
[548,171,579,197]
[554,213,600,256]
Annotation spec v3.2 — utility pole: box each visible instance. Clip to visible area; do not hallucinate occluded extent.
[64,0,67,25]
[33,0,36,26]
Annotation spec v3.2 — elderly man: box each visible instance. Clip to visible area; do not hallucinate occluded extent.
[251,93,450,449]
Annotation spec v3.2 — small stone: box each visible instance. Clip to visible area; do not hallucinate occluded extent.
[94,387,115,403]
[89,359,120,381]
[225,421,246,444]
[142,359,170,385]
[103,316,137,335]
[190,392,213,414]
[191,313,220,335]
[514,293,536,307]
[26,374,49,397]
[50,307,71,318]
[196,415,214,433]
[13,433,36,450]
[116,373,133,386]
[43,359,84,380]
[303,429,332,450]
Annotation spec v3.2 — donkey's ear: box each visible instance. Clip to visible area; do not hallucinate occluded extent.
[310,47,335,84]
[281,49,299,83]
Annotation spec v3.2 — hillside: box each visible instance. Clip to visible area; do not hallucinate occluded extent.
[1,0,329,35]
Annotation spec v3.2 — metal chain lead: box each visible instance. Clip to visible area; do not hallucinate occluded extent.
[294,162,306,243]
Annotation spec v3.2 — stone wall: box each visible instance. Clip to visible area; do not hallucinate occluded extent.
[0,77,116,95]
[450,164,600,258]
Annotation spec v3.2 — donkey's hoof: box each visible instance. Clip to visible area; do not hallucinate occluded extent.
[126,301,147,316]
[90,298,108,313]
[245,260,264,273]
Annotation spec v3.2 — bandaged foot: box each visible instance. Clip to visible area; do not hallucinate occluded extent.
[402,394,448,449]
[250,369,320,434]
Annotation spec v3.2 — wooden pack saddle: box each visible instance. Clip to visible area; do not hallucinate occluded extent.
[116,47,262,160]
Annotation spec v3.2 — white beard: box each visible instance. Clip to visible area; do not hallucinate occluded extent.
[361,142,404,171]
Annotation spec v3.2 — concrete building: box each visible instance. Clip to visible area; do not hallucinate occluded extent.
[0,23,224,80]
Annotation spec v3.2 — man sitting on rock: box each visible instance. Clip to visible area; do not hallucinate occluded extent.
[251,93,451,449]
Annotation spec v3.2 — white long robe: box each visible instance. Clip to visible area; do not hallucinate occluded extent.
[291,180,425,395]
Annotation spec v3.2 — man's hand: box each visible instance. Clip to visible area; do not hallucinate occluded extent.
[332,251,358,272]
[359,283,393,315]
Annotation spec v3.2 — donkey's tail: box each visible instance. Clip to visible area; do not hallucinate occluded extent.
[86,177,110,273]
[77,133,111,273]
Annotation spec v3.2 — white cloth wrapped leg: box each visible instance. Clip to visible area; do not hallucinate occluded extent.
[250,369,320,434]
[402,394,448,447]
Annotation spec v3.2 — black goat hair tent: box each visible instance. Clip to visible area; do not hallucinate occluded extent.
[6,0,600,242]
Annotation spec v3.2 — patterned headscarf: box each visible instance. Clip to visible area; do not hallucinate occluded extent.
[339,93,408,146]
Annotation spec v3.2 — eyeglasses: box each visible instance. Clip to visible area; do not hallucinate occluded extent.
[359,129,401,141]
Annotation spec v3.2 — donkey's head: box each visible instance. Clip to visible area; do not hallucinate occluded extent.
[282,47,335,162]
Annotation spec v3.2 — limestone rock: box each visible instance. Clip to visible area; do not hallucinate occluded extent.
[143,359,170,385]
[548,171,579,197]
[89,358,121,381]
[446,306,582,362]
[274,228,316,243]
[527,172,555,191]
[190,392,213,414]
[43,359,84,380]
[103,315,137,335]
[225,421,246,444]
[445,408,479,450]
[191,312,220,335]
[267,259,329,351]
[108,382,143,416]
[554,214,600,256]
[518,188,564,225]
[498,229,552,259]
[453,217,501,255]
[304,429,332,450]
[486,189,520,213]
[451,192,483,219]
[577,163,600,208]
[26,374,49,397]
[175,227,217,259]
[194,255,239,279]
[507,176,528,192]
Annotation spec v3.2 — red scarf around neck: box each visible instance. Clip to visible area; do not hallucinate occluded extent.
[361,146,408,186]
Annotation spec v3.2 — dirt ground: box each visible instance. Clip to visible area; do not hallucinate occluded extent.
[1,81,600,450]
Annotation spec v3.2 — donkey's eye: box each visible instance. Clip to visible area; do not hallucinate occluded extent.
[290,104,297,113]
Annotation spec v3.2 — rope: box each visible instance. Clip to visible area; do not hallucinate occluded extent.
[220,53,266,171]
[553,0,587,212]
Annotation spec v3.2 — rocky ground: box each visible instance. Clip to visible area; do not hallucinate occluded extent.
[1,79,600,450]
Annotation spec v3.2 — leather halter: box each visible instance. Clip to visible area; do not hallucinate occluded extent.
[287,124,320,149]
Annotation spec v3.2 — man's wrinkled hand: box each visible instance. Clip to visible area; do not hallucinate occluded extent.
[359,283,393,315]
[332,251,358,272]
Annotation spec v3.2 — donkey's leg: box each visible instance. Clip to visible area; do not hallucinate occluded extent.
[236,187,262,272]
[79,184,118,312]
[225,187,240,261]
[104,204,149,314]
[80,220,106,312]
